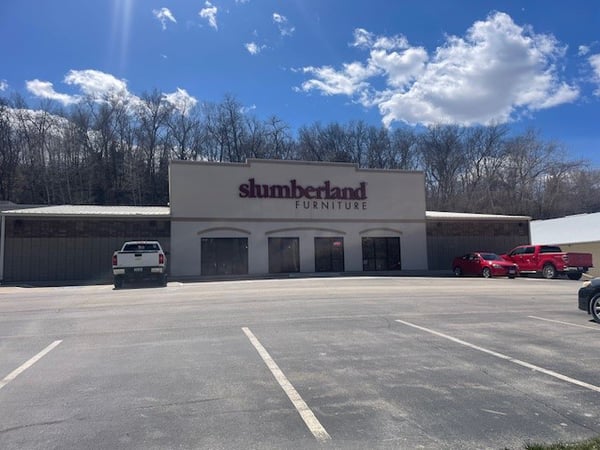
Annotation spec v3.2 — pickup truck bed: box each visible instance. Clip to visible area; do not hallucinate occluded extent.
[503,244,593,280]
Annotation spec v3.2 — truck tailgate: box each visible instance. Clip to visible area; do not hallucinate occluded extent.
[115,252,161,267]
[565,252,593,267]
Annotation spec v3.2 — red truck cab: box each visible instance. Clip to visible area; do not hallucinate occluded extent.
[502,244,593,280]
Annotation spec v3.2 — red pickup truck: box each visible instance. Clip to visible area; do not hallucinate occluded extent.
[502,245,593,280]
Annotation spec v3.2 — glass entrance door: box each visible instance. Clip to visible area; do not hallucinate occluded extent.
[201,238,248,275]
[268,237,300,273]
[314,237,345,272]
[361,237,401,271]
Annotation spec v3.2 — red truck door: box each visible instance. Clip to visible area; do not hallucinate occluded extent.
[521,246,537,271]
[508,246,536,272]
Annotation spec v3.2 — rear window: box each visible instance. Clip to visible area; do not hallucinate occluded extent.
[480,253,501,261]
[540,245,562,253]
[123,243,160,252]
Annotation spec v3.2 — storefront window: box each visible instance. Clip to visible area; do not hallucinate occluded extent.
[201,238,248,275]
[268,237,300,273]
[362,237,401,271]
[315,237,345,272]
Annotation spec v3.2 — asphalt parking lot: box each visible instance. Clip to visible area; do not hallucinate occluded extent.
[0,276,599,450]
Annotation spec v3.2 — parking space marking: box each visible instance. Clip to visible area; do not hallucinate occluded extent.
[0,340,63,391]
[528,316,600,330]
[395,320,600,394]
[481,409,507,416]
[242,327,331,442]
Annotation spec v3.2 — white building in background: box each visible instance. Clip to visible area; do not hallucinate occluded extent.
[531,212,600,278]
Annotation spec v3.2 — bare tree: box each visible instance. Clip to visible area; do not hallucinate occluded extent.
[496,129,564,215]
[387,127,419,170]
[166,97,203,161]
[134,90,173,203]
[418,125,467,211]
[296,122,355,163]
[0,98,19,201]
[264,116,293,160]
[457,124,509,212]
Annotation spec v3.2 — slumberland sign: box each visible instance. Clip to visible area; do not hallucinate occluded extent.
[238,178,368,210]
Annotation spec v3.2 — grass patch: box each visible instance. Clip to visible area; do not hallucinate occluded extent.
[521,436,600,450]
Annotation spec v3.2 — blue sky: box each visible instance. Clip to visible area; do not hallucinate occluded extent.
[2,0,600,166]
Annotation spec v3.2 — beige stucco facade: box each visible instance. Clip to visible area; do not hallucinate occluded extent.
[169,159,428,278]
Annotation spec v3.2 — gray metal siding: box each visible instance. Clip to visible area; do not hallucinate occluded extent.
[3,218,170,283]
[427,235,528,270]
[426,220,530,270]
[4,236,171,283]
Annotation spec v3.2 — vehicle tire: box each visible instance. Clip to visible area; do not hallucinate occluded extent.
[453,267,462,277]
[567,273,582,281]
[159,274,168,287]
[542,264,556,279]
[114,276,124,289]
[591,295,600,323]
[508,274,516,279]
[482,267,492,278]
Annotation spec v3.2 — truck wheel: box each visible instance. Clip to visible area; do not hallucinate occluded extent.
[567,273,582,281]
[592,295,600,323]
[453,267,462,277]
[482,267,492,278]
[542,264,556,279]
[159,274,168,287]
[114,276,124,289]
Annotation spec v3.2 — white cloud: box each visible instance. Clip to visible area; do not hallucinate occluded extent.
[245,42,263,55]
[163,88,198,113]
[351,28,409,51]
[26,70,138,107]
[298,12,579,127]
[300,63,378,98]
[26,70,198,114]
[64,69,131,101]
[26,79,79,105]
[152,7,177,30]
[590,54,600,96]
[0,79,7,91]
[273,12,295,37]
[240,104,256,114]
[200,1,218,30]
[579,45,590,56]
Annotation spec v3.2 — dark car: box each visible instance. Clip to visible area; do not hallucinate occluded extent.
[578,278,600,323]
[452,252,518,278]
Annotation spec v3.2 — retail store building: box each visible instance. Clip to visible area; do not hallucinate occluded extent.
[0,159,530,283]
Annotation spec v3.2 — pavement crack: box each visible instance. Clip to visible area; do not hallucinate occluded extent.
[136,397,223,409]
[0,419,65,434]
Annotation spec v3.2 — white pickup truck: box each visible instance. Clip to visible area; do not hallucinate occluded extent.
[112,241,167,289]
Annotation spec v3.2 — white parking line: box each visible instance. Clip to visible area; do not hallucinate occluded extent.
[0,340,63,391]
[528,316,600,330]
[395,320,600,394]
[242,327,331,442]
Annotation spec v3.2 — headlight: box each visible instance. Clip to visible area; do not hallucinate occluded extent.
[492,264,502,268]
[582,280,591,288]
